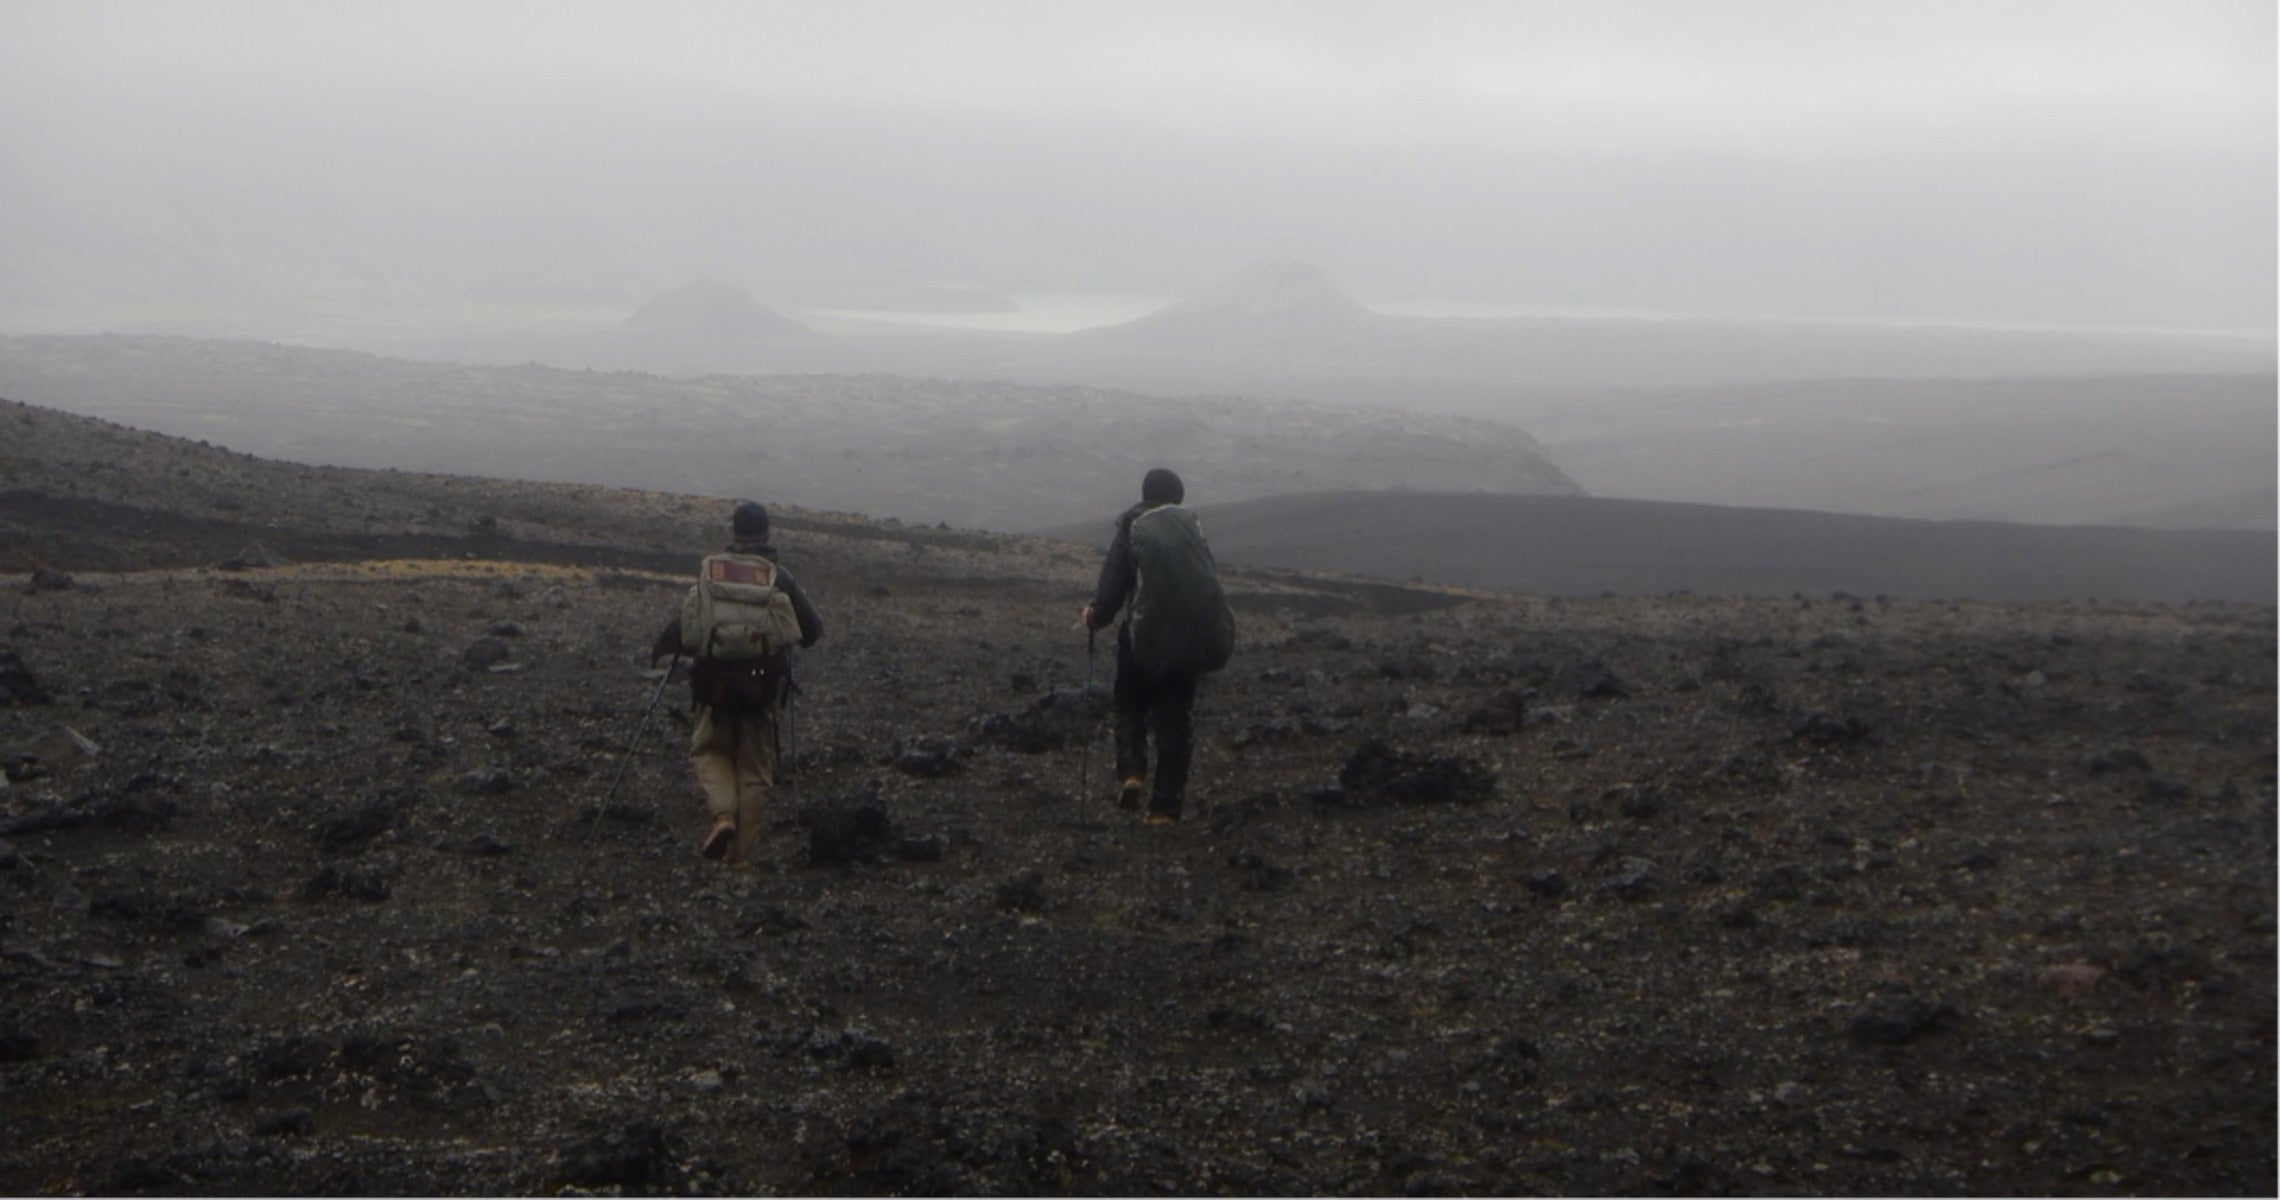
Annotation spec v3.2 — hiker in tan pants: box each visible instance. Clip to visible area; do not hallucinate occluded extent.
[652,501,823,866]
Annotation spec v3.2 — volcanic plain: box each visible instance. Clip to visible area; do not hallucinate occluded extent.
[1,398,2273,1195]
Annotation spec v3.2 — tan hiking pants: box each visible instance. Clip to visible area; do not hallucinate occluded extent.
[689,704,780,863]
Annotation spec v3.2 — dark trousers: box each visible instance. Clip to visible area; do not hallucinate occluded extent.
[1113,632,1201,818]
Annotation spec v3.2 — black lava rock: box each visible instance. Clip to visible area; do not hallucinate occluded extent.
[2087,746,2152,774]
[801,1028,897,1070]
[1793,712,1875,745]
[1850,994,1955,1045]
[560,1119,682,1191]
[1458,689,1531,734]
[890,735,972,777]
[1574,668,1630,700]
[253,1108,315,1138]
[970,685,1108,754]
[1334,739,1496,806]
[995,871,1047,913]
[254,1035,336,1081]
[1754,863,1809,901]
[805,794,936,866]
[0,650,51,707]
[302,865,392,902]
[0,1026,38,1062]
[317,793,401,849]
[745,904,809,936]
[1598,857,1660,900]
[462,636,513,670]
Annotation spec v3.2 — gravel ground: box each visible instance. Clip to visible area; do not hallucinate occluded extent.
[2,528,2272,1195]
[2,396,2272,1195]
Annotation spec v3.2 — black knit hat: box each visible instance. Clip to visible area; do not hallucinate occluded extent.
[731,500,769,540]
[1141,468,1185,505]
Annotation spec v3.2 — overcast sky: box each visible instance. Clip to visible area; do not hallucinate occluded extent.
[1,0,2271,333]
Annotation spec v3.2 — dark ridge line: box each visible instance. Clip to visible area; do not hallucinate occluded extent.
[0,490,690,576]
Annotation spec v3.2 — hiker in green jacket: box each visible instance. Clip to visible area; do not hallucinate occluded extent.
[1080,468,1236,825]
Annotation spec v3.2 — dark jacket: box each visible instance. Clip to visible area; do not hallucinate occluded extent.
[651,540,824,662]
[1085,502,1156,631]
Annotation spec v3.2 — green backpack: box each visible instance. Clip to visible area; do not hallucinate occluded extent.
[1127,505,1236,676]
[680,552,801,661]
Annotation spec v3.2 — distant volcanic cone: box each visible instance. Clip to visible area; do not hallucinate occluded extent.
[622,279,810,342]
[1091,259,1380,344]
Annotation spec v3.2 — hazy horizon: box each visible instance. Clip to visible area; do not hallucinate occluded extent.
[2,0,2271,347]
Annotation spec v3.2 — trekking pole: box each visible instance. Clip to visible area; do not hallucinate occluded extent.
[781,679,799,788]
[1079,624,1096,802]
[586,655,677,840]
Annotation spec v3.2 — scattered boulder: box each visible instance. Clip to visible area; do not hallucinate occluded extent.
[1603,783,1667,821]
[455,769,515,796]
[252,1108,315,1138]
[1229,852,1297,893]
[0,651,51,707]
[2139,776,2193,802]
[1793,712,1875,745]
[23,779,186,835]
[995,871,1047,913]
[796,1027,897,1070]
[1754,864,1809,901]
[254,1034,336,1080]
[1849,994,1955,1045]
[889,735,972,778]
[1329,739,1495,806]
[807,798,893,866]
[1458,689,1531,734]
[804,794,941,866]
[217,578,277,603]
[603,991,690,1024]
[1374,650,1438,681]
[1598,856,1660,900]
[559,1119,683,1191]
[317,793,404,849]
[745,903,809,936]
[88,890,207,933]
[2041,962,2107,998]
[302,864,392,902]
[970,686,1107,753]
[218,542,282,571]
[1571,667,1631,700]
[1234,718,1308,749]
[1947,840,1999,871]
[0,1026,38,1062]
[2087,747,2152,774]
[462,636,513,670]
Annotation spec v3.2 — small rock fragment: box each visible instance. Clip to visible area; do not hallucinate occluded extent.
[462,636,513,670]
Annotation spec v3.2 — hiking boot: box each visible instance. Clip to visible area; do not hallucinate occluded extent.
[700,815,736,860]
[1117,777,1145,811]
[1143,809,1179,826]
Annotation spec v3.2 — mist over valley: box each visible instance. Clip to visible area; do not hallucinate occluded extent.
[1,6,2272,1193]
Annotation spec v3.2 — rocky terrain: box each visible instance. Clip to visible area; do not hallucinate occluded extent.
[1,401,2274,1195]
